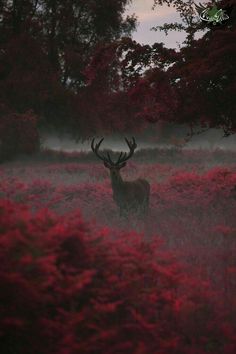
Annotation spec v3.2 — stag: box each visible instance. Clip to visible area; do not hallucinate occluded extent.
[91,137,150,217]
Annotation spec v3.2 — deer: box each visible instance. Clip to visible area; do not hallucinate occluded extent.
[91,137,150,217]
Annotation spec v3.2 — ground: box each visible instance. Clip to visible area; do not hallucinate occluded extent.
[0,147,236,353]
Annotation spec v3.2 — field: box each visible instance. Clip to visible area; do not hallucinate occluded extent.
[0,147,236,354]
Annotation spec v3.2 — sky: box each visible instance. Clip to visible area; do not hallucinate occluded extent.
[124,0,202,48]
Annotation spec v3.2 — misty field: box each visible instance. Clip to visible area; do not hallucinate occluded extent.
[1,147,236,354]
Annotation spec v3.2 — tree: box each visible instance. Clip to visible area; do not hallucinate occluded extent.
[0,0,137,151]
[169,20,236,135]
[164,0,236,135]
[75,37,180,136]
[129,0,236,136]
[38,0,136,90]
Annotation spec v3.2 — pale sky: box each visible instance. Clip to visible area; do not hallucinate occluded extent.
[125,0,202,48]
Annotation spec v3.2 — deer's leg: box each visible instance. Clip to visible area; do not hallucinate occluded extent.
[120,205,130,218]
[120,207,127,218]
[145,192,150,214]
[144,198,149,215]
[138,203,145,217]
[140,197,149,217]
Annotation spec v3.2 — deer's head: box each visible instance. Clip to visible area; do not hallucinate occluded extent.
[91,137,137,179]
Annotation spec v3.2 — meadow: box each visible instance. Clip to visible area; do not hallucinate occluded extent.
[0,147,236,354]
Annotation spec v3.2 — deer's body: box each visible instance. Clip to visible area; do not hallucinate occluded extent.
[91,137,150,217]
[110,170,150,215]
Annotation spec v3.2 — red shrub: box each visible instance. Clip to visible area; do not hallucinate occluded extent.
[0,199,235,354]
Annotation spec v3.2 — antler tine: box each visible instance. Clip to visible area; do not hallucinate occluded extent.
[107,152,115,165]
[124,137,137,149]
[132,136,137,148]
[96,137,104,150]
[91,137,95,151]
[91,137,103,152]
[124,137,130,147]
[115,137,137,165]
[115,151,124,165]
[125,136,136,150]
[91,137,110,163]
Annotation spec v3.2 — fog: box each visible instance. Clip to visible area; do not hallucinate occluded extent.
[41,125,236,153]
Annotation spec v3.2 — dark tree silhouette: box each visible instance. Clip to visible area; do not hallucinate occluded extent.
[150,0,236,135]
[0,0,137,159]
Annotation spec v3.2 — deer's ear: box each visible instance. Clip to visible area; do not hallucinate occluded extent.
[119,162,126,169]
[104,161,110,168]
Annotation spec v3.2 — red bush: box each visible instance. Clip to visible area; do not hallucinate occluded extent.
[0,199,235,354]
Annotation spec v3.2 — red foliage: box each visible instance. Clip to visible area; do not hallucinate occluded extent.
[0,198,235,353]
[128,70,178,123]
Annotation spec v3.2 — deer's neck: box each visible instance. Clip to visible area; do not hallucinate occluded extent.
[110,171,123,191]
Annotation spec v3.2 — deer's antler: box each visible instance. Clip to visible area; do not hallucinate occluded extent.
[115,137,137,165]
[91,137,137,166]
